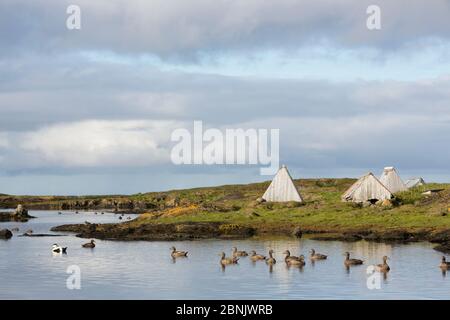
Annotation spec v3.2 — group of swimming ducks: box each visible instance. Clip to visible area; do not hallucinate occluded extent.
[51,243,450,272]
[170,246,450,272]
[51,239,96,254]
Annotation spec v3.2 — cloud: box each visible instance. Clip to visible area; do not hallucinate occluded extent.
[1,120,182,170]
[1,0,450,59]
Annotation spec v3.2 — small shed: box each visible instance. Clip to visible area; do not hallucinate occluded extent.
[342,172,393,203]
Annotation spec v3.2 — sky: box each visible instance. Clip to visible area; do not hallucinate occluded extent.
[0,0,450,195]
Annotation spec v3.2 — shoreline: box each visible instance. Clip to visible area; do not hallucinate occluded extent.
[50,220,450,254]
[2,177,449,254]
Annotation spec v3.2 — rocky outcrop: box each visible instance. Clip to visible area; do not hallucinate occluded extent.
[0,229,13,239]
[0,205,34,222]
[51,221,256,241]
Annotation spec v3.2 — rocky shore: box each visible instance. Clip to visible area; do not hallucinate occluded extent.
[51,221,256,241]
[0,205,34,222]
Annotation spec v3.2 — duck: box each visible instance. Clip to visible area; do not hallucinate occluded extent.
[310,249,327,260]
[287,255,306,267]
[283,250,301,263]
[250,250,266,261]
[101,212,105,215]
[82,239,96,248]
[127,216,131,220]
[344,252,364,266]
[24,229,33,235]
[11,227,19,232]
[52,244,67,254]
[171,246,188,258]
[58,212,62,215]
[220,252,239,265]
[375,256,390,272]
[440,256,450,269]
[265,249,276,265]
[232,247,248,257]
[118,216,123,220]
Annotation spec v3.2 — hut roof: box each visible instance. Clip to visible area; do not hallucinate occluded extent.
[262,165,303,202]
[342,172,393,203]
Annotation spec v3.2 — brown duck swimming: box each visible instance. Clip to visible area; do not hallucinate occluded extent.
[375,256,390,272]
[250,250,266,261]
[440,256,450,269]
[287,255,305,267]
[310,249,327,260]
[171,246,188,258]
[283,250,301,263]
[265,249,276,265]
[232,247,248,257]
[82,239,96,248]
[344,252,364,266]
[220,252,239,265]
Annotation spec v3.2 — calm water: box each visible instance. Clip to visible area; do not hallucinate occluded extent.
[0,210,449,299]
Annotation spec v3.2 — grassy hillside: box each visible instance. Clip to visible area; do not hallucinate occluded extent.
[131,179,450,234]
[2,178,450,235]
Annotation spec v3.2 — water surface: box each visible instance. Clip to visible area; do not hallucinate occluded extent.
[0,211,449,299]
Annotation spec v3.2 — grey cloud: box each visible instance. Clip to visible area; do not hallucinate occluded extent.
[1,0,450,59]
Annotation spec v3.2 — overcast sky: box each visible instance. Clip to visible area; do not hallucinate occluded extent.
[1,0,450,195]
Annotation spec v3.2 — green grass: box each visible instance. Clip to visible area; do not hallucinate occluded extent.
[2,178,450,234]
[129,179,450,234]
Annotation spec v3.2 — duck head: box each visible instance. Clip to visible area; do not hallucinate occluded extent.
[282,250,290,256]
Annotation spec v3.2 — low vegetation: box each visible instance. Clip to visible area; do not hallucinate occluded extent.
[3,178,450,237]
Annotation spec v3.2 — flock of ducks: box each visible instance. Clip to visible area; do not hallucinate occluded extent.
[170,246,450,274]
[51,242,450,273]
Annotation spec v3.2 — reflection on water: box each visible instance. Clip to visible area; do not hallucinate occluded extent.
[0,211,449,299]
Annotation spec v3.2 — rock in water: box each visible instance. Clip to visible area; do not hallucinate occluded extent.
[13,204,30,217]
[0,229,13,239]
[292,227,303,238]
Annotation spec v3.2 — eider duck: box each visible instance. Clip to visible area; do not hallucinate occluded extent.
[265,249,276,265]
[440,256,450,269]
[250,250,266,261]
[232,247,248,257]
[220,252,239,265]
[82,239,96,248]
[375,256,390,272]
[287,255,306,267]
[344,252,364,266]
[310,249,327,260]
[171,246,188,258]
[283,250,301,263]
[52,244,67,254]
